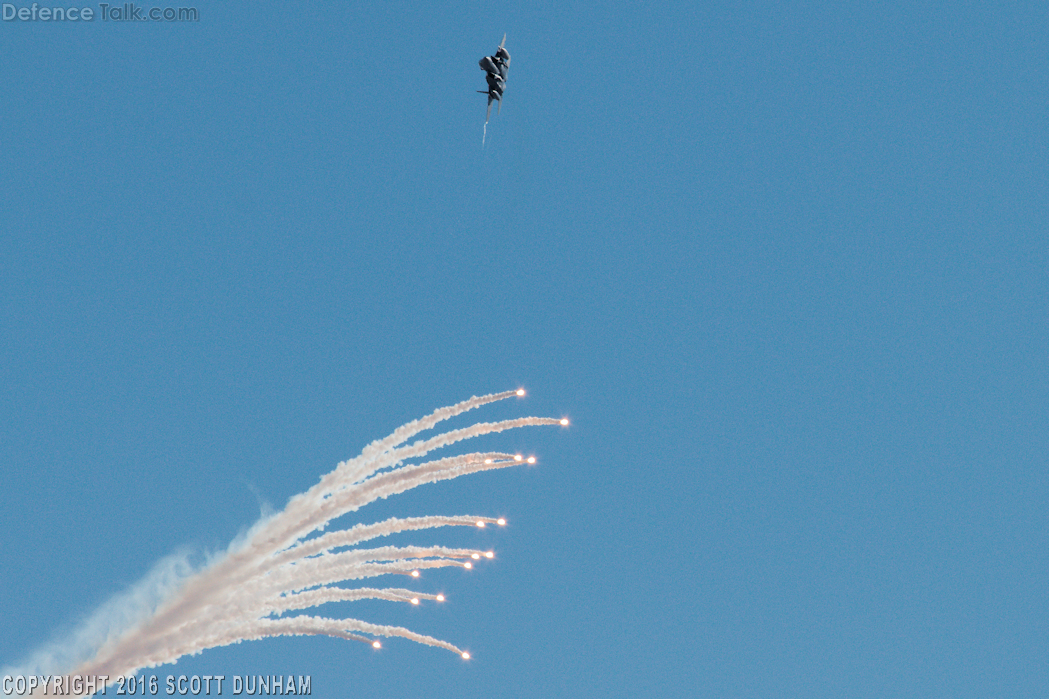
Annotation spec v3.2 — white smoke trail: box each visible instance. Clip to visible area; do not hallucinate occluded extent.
[11,390,564,694]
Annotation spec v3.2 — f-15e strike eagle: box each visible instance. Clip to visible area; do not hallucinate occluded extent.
[478,34,510,124]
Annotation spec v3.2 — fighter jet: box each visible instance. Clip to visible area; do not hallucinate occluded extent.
[478,34,510,123]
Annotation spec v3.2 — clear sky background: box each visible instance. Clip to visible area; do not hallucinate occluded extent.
[1,2,1047,697]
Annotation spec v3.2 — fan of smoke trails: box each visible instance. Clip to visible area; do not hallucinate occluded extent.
[33,390,561,693]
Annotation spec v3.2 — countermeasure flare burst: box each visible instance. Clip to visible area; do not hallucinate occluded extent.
[46,389,565,694]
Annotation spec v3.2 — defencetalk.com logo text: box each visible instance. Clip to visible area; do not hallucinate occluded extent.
[2,3,198,21]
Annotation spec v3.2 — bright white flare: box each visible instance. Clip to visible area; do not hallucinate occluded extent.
[516,389,525,396]
[560,418,569,426]
[497,518,506,526]
[55,390,562,690]
[526,457,536,464]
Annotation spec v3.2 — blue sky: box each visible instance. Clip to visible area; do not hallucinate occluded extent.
[2,2,1047,697]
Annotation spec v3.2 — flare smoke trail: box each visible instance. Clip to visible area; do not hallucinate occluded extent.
[21,390,564,694]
